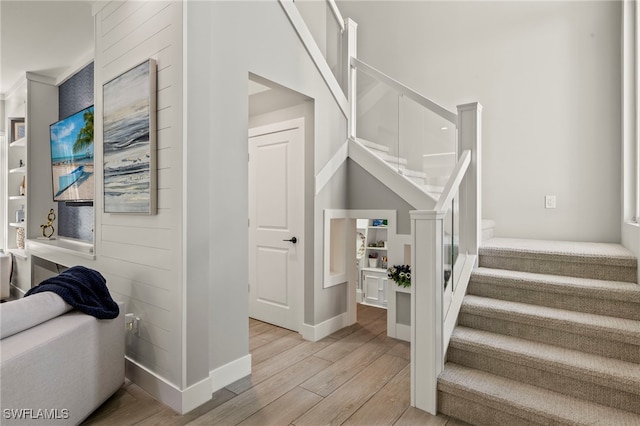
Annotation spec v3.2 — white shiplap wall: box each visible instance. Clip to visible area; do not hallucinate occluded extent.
[94,0,183,387]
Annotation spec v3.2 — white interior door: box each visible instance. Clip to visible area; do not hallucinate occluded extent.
[248,120,304,331]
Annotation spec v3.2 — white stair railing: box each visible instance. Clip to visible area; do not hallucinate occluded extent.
[280,0,483,415]
[349,58,459,192]
[411,103,482,414]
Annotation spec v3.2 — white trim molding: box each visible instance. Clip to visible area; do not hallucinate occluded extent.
[300,312,350,342]
[125,354,251,414]
[279,0,349,118]
[210,354,252,394]
[316,139,349,195]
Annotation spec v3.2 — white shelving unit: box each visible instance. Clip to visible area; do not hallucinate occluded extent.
[6,121,27,261]
[361,220,389,308]
[2,73,59,293]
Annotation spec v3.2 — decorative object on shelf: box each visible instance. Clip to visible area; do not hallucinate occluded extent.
[372,219,386,227]
[15,122,25,139]
[40,209,56,239]
[356,232,366,259]
[368,252,378,268]
[103,58,157,214]
[11,120,25,141]
[388,264,411,288]
[19,176,25,196]
[16,227,25,249]
[381,256,388,269]
[15,205,25,223]
[376,240,385,247]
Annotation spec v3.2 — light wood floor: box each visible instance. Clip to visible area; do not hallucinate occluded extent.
[83,304,467,426]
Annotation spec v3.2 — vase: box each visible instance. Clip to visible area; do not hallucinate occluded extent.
[16,227,25,249]
[368,258,377,268]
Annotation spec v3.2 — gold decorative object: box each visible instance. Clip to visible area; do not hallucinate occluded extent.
[41,209,56,238]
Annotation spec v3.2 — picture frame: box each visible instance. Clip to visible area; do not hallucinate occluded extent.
[102,58,157,214]
[14,122,25,140]
[10,119,25,142]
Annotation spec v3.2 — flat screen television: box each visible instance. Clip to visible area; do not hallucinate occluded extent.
[49,105,94,202]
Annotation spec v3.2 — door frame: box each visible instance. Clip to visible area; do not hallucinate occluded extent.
[248,117,305,333]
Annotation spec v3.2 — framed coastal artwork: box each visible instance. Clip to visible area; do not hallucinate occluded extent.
[103,58,157,214]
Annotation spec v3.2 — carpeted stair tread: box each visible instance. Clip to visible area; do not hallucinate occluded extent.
[471,267,640,302]
[449,327,640,395]
[481,238,636,267]
[461,295,640,345]
[438,363,640,425]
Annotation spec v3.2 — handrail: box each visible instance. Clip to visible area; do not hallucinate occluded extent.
[279,0,349,117]
[351,57,458,125]
[327,0,345,33]
[434,150,471,212]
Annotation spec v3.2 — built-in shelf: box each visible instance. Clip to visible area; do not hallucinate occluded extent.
[9,222,25,228]
[368,226,387,229]
[27,238,95,260]
[9,166,26,174]
[7,248,27,260]
[361,267,387,273]
[9,137,26,148]
[366,247,387,251]
[9,195,26,201]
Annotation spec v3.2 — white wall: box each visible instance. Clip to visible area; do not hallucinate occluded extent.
[93,0,186,388]
[187,0,348,371]
[338,0,622,242]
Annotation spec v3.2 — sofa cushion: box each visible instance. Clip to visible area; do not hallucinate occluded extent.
[0,292,72,339]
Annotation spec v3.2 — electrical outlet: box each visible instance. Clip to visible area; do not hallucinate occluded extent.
[125,313,141,336]
[545,195,556,209]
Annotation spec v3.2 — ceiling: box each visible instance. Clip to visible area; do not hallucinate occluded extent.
[0,1,94,97]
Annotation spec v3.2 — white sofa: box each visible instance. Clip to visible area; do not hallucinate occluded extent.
[0,292,124,425]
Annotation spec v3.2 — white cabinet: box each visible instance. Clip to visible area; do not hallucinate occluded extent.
[361,267,388,308]
[358,218,390,308]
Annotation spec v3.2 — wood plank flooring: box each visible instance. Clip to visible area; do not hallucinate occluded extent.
[83,304,467,426]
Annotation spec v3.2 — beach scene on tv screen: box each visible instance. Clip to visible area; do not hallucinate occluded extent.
[50,106,94,201]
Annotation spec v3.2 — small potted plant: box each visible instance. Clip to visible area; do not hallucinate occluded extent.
[387,264,411,288]
[368,252,378,268]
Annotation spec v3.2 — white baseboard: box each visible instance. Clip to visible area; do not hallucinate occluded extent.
[125,353,252,415]
[300,312,350,342]
[125,357,188,414]
[395,323,411,342]
[210,354,252,393]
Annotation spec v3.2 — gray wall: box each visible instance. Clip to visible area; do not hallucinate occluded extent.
[347,160,414,235]
[338,0,622,242]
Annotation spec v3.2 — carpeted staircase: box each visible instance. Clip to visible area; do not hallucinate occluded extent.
[438,237,640,425]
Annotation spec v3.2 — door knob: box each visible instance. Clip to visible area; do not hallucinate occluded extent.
[283,237,297,244]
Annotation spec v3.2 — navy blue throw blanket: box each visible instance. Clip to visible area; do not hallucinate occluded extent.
[25,266,119,319]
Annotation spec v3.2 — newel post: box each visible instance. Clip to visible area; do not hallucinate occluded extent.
[344,18,358,139]
[411,210,445,414]
[456,103,482,257]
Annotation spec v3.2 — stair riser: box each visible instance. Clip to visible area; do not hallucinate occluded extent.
[438,392,538,426]
[468,281,640,321]
[458,313,640,364]
[479,254,637,283]
[448,347,640,414]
